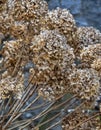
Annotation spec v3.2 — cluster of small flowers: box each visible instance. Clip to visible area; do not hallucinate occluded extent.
[80,44,101,69]
[0,0,7,12]
[43,7,77,46]
[29,30,75,100]
[1,39,30,74]
[75,27,101,56]
[69,68,100,100]
[77,27,101,47]
[0,71,24,101]
[0,0,101,103]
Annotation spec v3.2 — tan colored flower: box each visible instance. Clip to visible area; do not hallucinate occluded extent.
[69,68,100,100]
[30,30,75,100]
[91,58,101,77]
[0,73,24,100]
[43,7,77,47]
[1,39,30,74]
[75,27,101,57]
[77,27,101,47]
[10,0,48,21]
[0,0,7,12]
[80,44,101,67]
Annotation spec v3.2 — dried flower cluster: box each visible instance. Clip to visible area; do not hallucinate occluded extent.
[0,0,48,36]
[0,71,24,100]
[43,7,77,47]
[77,27,101,47]
[75,27,101,56]
[69,68,100,100]
[0,0,101,102]
[30,30,75,100]
[0,0,101,129]
[80,44,101,69]
[1,39,31,77]
[0,0,7,12]
[10,0,48,21]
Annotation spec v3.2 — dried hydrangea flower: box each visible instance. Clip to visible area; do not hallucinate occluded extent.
[43,7,77,47]
[0,0,48,36]
[8,0,48,35]
[0,0,7,12]
[69,68,100,101]
[9,22,28,39]
[1,39,30,74]
[0,15,13,35]
[91,58,101,77]
[80,44,101,68]
[10,0,48,21]
[0,73,24,100]
[77,27,101,47]
[30,30,75,101]
[74,27,101,56]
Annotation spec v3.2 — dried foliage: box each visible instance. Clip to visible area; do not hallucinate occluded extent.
[0,0,101,130]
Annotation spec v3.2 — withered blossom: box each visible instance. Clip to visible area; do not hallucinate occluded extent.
[0,72,24,100]
[30,30,75,100]
[75,27,101,56]
[9,0,48,35]
[69,68,100,100]
[0,0,48,36]
[91,58,101,77]
[43,7,77,47]
[80,44,101,68]
[10,0,48,21]
[0,0,7,12]
[1,39,30,74]
[77,27,101,47]
[0,0,101,129]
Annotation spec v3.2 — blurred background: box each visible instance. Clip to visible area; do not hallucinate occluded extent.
[46,0,101,31]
